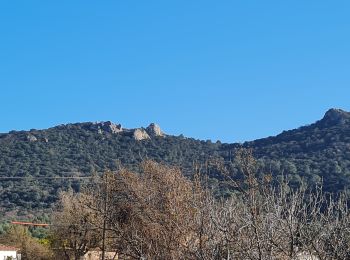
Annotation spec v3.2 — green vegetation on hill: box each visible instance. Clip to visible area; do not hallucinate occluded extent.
[243,108,350,192]
[0,108,350,217]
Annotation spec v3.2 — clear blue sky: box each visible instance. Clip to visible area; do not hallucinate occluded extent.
[1,1,349,143]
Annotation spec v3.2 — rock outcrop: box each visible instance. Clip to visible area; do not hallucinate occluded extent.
[317,108,350,128]
[55,121,164,141]
[26,134,38,142]
[146,123,164,137]
[133,128,150,141]
[102,121,123,134]
[91,121,123,134]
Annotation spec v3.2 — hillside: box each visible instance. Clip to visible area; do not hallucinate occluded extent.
[243,108,350,192]
[1,108,350,217]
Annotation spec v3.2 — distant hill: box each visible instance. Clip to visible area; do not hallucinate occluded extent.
[243,108,350,191]
[1,108,350,218]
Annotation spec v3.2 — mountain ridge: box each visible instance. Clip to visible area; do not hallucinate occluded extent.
[3,108,348,144]
[0,108,350,217]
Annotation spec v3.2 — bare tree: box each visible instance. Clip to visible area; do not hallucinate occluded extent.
[51,191,103,260]
[73,161,203,259]
[51,153,350,260]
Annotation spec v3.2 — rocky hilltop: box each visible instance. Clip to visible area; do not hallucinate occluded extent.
[77,121,166,140]
[14,122,166,143]
[316,108,350,128]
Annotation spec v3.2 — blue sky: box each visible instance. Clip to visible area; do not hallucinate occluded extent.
[1,1,349,143]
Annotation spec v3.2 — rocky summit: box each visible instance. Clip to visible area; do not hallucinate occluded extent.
[316,108,350,128]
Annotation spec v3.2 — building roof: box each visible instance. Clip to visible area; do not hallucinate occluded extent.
[0,244,19,251]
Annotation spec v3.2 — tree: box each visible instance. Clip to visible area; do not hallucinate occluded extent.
[85,161,202,259]
[51,155,350,260]
[0,225,52,260]
[51,191,102,260]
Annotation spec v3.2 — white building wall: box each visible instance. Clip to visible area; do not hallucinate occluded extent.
[0,251,17,260]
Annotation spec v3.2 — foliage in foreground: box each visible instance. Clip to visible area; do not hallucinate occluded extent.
[0,225,53,260]
[51,153,350,260]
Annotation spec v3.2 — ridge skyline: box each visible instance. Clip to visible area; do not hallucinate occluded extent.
[2,107,348,144]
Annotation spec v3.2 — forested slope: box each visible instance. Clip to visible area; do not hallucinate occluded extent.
[1,108,350,217]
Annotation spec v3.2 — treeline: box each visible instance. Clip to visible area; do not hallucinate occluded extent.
[49,153,350,260]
